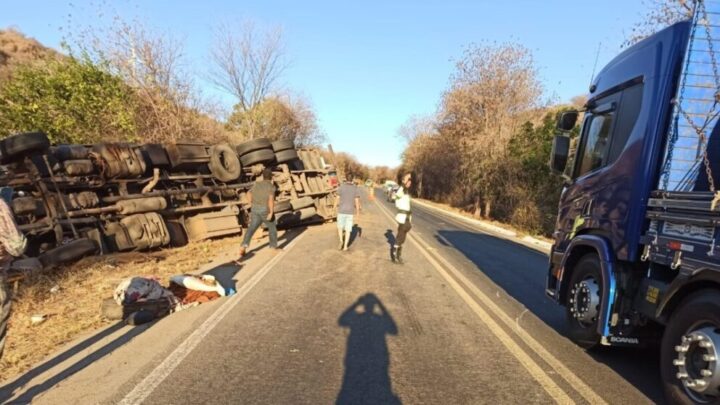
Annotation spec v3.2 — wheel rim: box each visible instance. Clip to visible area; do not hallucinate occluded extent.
[674,324,720,402]
[568,276,600,327]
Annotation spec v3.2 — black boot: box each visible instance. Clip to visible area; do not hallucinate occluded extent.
[396,246,403,264]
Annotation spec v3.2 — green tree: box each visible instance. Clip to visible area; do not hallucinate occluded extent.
[0,56,137,144]
[506,110,579,234]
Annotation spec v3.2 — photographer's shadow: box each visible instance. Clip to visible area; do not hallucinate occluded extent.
[337,293,400,405]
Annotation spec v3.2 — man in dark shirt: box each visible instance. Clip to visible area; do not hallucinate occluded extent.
[336,174,361,251]
[238,168,277,259]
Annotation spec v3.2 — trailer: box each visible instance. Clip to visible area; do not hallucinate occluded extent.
[0,132,338,269]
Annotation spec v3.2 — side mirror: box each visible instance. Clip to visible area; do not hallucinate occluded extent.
[556,111,578,131]
[550,134,570,175]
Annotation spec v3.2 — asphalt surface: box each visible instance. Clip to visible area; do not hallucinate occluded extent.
[4,188,665,404]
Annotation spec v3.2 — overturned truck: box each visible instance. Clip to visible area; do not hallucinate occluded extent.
[0,132,338,269]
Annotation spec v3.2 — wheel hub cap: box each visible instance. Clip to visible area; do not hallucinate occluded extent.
[675,326,720,397]
[569,278,600,325]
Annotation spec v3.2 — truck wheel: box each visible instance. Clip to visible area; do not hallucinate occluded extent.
[275,149,299,164]
[565,254,602,349]
[209,144,242,182]
[240,149,275,166]
[236,138,271,156]
[0,132,50,163]
[271,139,295,152]
[661,290,720,405]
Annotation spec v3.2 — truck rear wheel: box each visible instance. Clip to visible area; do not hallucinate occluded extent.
[565,254,602,349]
[661,289,720,405]
[0,132,50,163]
[209,144,242,182]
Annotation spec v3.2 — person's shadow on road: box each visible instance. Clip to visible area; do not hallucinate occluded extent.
[337,293,400,405]
[384,230,396,262]
[347,224,363,248]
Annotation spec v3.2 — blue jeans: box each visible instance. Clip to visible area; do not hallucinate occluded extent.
[242,207,278,249]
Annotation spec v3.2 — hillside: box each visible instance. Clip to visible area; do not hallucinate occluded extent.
[0,28,60,81]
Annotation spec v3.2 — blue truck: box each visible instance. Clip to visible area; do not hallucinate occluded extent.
[547,2,720,403]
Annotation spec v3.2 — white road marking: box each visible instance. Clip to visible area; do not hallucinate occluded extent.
[374,200,606,405]
[119,232,307,405]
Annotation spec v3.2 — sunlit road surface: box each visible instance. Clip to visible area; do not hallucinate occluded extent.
[3,189,662,404]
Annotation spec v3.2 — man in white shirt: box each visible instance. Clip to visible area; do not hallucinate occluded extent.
[392,173,412,264]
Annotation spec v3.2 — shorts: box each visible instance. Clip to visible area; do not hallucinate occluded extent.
[337,213,354,232]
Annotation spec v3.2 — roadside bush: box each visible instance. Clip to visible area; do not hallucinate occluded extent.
[0,57,137,143]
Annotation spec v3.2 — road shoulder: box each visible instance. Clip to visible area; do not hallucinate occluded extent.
[0,228,306,405]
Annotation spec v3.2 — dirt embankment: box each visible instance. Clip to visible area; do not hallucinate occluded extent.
[0,28,61,81]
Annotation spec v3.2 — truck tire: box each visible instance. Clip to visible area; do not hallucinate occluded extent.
[661,289,720,405]
[275,149,299,164]
[240,149,275,166]
[236,138,272,156]
[0,132,50,163]
[291,196,314,210]
[166,221,189,247]
[565,254,602,349]
[274,200,292,213]
[271,139,295,152]
[209,144,242,182]
[38,238,98,268]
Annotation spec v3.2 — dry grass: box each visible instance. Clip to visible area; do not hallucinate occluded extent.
[415,197,552,242]
[0,235,242,382]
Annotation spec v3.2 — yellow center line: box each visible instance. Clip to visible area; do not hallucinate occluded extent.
[375,199,607,405]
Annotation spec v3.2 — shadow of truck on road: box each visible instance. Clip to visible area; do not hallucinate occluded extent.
[435,229,664,404]
[337,293,401,405]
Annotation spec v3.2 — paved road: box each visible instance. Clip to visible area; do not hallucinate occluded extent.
[378,191,664,404]
[3,189,664,404]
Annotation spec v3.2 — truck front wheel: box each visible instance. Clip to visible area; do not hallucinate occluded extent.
[661,289,720,405]
[565,254,602,349]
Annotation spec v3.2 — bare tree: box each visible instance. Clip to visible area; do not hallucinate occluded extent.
[398,114,437,142]
[624,0,694,47]
[65,9,224,143]
[210,21,287,114]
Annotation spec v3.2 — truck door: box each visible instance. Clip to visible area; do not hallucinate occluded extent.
[555,92,623,251]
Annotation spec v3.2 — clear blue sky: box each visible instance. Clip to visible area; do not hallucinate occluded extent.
[2,0,648,167]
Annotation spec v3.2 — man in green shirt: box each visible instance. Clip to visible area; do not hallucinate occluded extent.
[238,168,277,259]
